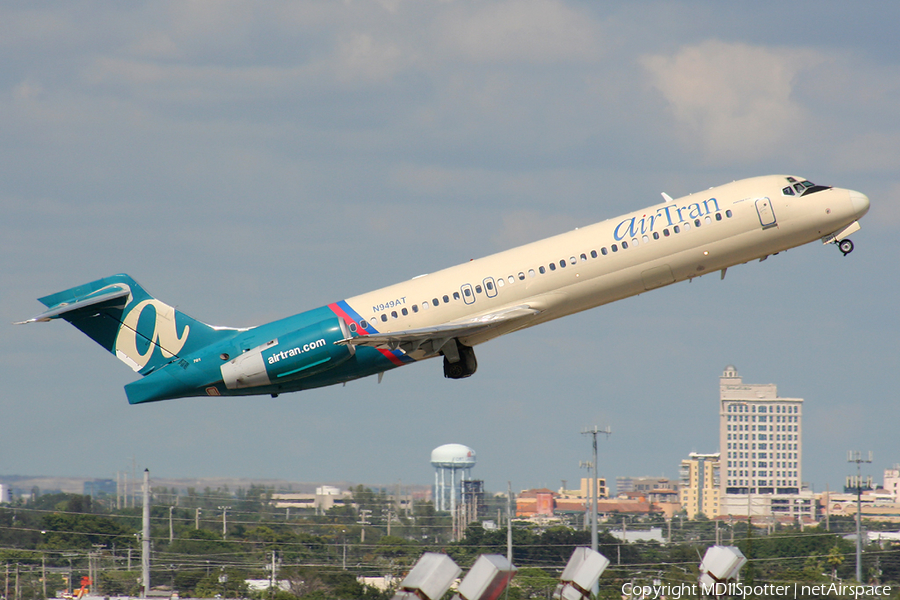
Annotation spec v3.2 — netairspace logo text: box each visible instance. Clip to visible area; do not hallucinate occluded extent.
[622,582,892,599]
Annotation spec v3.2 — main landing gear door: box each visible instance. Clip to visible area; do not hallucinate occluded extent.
[755,197,777,229]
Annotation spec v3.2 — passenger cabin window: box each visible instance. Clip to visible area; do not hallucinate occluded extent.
[591,250,598,258]
[518,272,525,280]
[549,263,556,271]
[539,266,546,274]
[453,291,461,300]
[601,247,608,255]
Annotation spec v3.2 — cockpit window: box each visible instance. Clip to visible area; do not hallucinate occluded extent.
[783,177,831,197]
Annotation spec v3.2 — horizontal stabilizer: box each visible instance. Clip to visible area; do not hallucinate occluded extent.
[16,284,131,324]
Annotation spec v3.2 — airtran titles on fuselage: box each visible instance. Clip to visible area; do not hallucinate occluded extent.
[614,198,721,241]
[266,339,327,365]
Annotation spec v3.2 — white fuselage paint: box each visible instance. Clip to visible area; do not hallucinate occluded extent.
[341,176,867,358]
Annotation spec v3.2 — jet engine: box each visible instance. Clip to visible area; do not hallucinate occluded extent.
[221,318,354,389]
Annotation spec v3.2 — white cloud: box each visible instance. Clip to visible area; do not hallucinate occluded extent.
[642,40,822,164]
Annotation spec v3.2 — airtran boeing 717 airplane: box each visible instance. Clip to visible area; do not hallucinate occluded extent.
[21,175,870,404]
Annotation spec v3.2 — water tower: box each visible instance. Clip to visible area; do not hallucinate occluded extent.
[431,443,476,513]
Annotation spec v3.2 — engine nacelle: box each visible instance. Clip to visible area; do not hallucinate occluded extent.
[221,318,354,389]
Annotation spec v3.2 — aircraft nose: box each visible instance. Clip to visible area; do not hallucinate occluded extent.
[849,189,870,218]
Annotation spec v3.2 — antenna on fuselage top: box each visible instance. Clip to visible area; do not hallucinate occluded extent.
[661,192,674,203]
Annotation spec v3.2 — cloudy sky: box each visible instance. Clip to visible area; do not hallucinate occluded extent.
[2,1,898,496]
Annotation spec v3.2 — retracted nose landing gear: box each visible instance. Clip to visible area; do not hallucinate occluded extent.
[838,239,854,256]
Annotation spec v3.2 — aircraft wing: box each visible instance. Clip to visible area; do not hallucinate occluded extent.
[336,304,541,355]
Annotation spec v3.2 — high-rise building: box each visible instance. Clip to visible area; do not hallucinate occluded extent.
[884,466,900,502]
[679,452,720,518]
[719,365,803,496]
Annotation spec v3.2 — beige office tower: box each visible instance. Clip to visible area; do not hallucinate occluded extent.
[680,452,721,518]
[719,365,802,496]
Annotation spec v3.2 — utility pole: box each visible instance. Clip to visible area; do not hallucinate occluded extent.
[269,551,276,590]
[506,481,513,564]
[142,469,151,598]
[169,506,175,543]
[218,506,232,539]
[848,450,873,583]
[581,426,611,553]
[195,507,202,530]
[358,509,371,543]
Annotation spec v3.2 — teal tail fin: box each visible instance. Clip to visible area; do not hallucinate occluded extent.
[25,274,237,375]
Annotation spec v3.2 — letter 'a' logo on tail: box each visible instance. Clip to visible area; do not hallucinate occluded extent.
[114,299,191,372]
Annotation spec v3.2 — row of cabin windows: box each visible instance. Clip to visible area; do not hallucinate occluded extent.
[369,209,734,324]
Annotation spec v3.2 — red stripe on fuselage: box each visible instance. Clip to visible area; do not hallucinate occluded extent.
[328,302,369,336]
[378,348,406,366]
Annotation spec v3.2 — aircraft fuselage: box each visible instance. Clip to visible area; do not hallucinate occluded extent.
[24,175,870,403]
